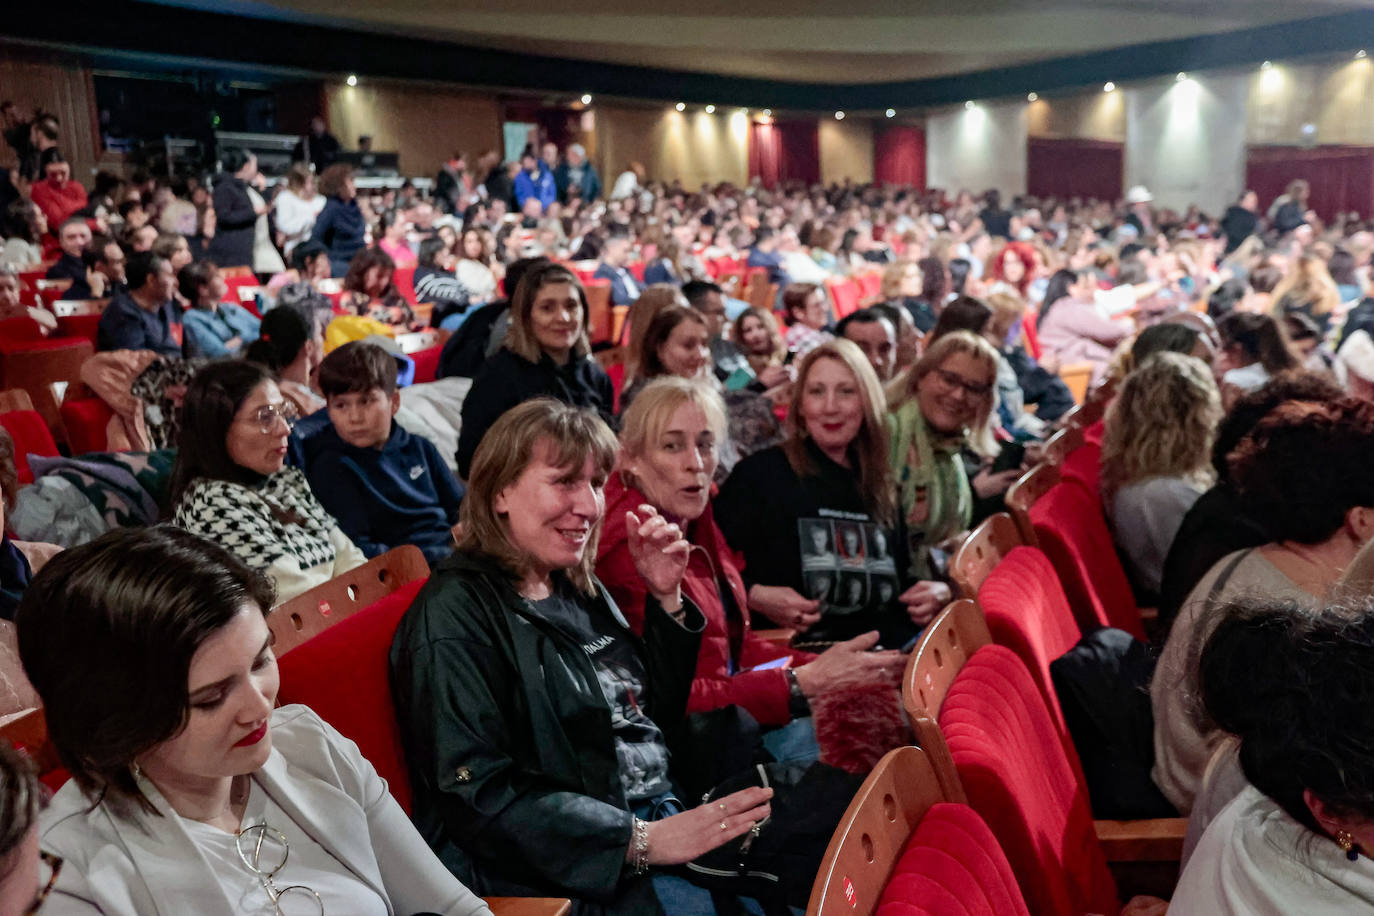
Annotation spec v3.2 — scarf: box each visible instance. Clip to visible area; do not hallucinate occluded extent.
[888,399,972,581]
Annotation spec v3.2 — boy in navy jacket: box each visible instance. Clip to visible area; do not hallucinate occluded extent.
[306,341,463,564]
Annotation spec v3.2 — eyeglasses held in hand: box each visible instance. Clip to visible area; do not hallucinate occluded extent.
[235,824,325,916]
[24,851,62,915]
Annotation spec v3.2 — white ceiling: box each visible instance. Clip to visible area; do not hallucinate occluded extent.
[152,0,1370,83]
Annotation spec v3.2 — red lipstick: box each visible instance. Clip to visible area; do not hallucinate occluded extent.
[234,723,268,747]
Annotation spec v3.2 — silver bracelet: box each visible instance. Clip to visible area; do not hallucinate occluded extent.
[631,817,651,875]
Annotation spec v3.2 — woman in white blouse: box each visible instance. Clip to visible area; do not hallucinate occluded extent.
[274,163,326,260]
[17,525,490,916]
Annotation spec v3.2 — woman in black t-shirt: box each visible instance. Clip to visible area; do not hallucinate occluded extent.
[716,339,923,650]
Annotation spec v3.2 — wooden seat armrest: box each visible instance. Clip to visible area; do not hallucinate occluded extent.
[752,628,796,648]
[483,898,572,916]
[1094,817,1186,862]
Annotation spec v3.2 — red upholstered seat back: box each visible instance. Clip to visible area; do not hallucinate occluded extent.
[393,266,418,305]
[875,802,1030,916]
[1029,479,1146,640]
[59,397,112,454]
[939,645,1118,916]
[275,578,425,814]
[409,344,441,384]
[977,545,1084,779]
[1059,439,1101,493]
[56,313,102,345]
[0,409,59,484]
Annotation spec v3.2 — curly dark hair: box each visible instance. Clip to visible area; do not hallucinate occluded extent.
[0,425,17,514]
[1200,597,1374,834]
[1210,371,1344,477]
[1228,397,1374,543]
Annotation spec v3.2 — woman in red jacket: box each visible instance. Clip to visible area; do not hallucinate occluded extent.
[597,376,906,760]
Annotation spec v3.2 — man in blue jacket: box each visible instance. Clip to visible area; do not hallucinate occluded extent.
[305,341,463,564]
[512,150,556,214]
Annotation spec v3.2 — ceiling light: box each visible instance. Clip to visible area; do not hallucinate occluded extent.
[739,108,749,116]
[346,74,358,87]
[763,108,772,116]
[1103,81,1116,92]
[1176,72,1187,82]
[835,111,845,120]
[705,104,715,113]
[964,100,974,110]
[885,108,896,118]
[580,93,593,105]
[1261,60,1273,70]
[1027,92,1038,102]
[1358,50,1369,59]
[675,102,685,112]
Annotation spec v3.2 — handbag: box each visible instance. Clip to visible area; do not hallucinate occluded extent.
[681,760,864,914]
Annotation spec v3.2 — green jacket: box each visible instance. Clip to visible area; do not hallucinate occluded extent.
[390,551,704,914]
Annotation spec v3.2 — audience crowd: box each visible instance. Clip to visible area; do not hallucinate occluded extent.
[4,102,1374,914]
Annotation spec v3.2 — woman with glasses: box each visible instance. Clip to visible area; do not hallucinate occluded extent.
[888,331,1011,626]
[715,340,923,650]
[170,360,365,603]
[16,526,490,916]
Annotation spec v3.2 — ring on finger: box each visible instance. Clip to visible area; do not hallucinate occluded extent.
[720,821,728,831]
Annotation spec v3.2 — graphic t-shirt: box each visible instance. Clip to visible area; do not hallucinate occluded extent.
[532,588,673,803]
[716,442,918,650]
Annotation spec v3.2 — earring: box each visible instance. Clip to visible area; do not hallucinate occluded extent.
[1337,830,1361,862]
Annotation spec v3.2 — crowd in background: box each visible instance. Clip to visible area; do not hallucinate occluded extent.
[4,100,1374,915]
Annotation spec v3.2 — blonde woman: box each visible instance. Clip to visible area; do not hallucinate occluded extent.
[1271,253,1341,337]
[1100,351,1222,600]
[732,306,787,378]
[888,331,1007,615]
[716,340,924,649]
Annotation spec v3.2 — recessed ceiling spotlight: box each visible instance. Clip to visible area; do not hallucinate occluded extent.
[835,111,845,120]
[1261,60,1273,71]
[1358,50,1369,60]
[346,74,358,87]
[705,104,716,113]
[675,102,685,112]
[1176,71,1187,82]
[885,108,896,118]
[964,100,974,110]
[1103,81,1116,92]
[580,93,593,105]
[763,108,772,116]
[1027,92,1038,102]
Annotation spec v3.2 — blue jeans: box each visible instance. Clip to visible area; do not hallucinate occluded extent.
[761,717,820,765]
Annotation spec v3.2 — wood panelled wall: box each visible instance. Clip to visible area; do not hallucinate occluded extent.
[0,44,101,184]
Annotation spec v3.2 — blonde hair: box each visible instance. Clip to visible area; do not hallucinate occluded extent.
[731,306,786,374]
[457,399,618,595]
[783,339,896,526]
[1270,254,1341,318]
[984,291,1027,343]
[901,330,1002,458]
[618,378,728,482]
[624,284,688,381]
[505,262,592,363]
[1100,352,1221,503]
[881,259,920,300]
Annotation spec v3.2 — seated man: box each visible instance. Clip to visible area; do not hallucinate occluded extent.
[837,307,898,382]
[44,217,93,300]
[95,250,184,358]
[0,265,57,334]
[87,235,127,298]
[305,341,463,564]
[593,226,641,306]
[746,226,788,286]
[179,261,260,358]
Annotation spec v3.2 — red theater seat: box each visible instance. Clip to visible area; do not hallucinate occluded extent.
[275,577,426,815]
[60,397,113,455]
[933,645,1118,916]
[393,265,418,304]
[1029,479,1146,640]
[876,803,1030,916]
[0,408,59,484]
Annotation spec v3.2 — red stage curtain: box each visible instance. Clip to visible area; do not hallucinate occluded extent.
[749,119,819,187]
[1027,137,1123,203]
[1246,146,1374,222]
[874,126,926,188]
